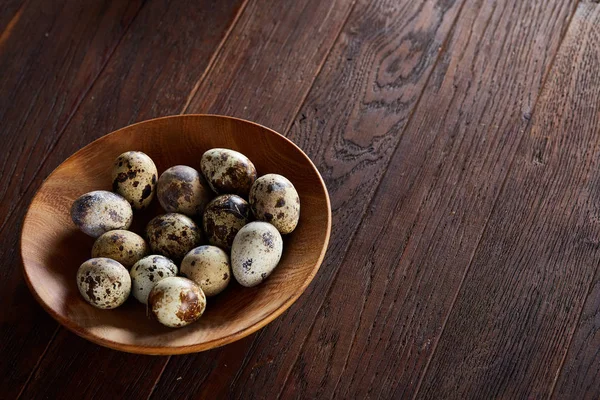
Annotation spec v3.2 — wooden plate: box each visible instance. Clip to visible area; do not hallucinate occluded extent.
[20,115,331,355]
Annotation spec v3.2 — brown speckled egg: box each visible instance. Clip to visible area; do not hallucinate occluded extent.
[157,165,212,217]
[112,151,158,210]
[203,194,251,250]
[76,258,131,309]
[149,277,206,328]
[91,230,148,269]
[200,148,257,197]
[181,245,231,297]
[231,222,283,287]
[146,213,203,262]
[130,255,178,304]
[249,174,300,234]
[71,190,133,238]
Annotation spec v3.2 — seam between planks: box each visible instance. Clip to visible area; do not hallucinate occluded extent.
[16,325,60,400]
[547,3,598,397]
[180,0,251,114]
[548,264,600,400]
[267,0,473,397]
[328,0,472,398]
[147,357,172,400]
[153,0,359,394]
[143,1,252,397]
[410,1,583,398]
[0,0,147,236]
[276,0,357,137]
[12,1,150,396]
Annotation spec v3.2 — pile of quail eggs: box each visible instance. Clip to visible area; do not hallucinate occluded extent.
[71,149,299,328]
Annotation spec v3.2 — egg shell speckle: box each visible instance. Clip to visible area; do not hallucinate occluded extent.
[203,194,251,251]
[112,151,158,210]
[200,148,257,197]
[130,255,178,304]
[149,277,206,328]
[250,174,300,234]
[77,258,131,309]
[231,221,283,287]
[92,230,149,268]
[181,245,231,297]
[71,190,133,238]
[157,165,212,217]
[146,213,203,262]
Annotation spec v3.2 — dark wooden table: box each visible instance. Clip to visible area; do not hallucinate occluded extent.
[3,0,600,398]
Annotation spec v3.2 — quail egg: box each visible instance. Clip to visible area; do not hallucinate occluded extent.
[146,213,203,262]
[71,190,133,238]
[231,221,283,287]
[181,245,231,297]
[157,165,212,217]
[130,255,178,304]
[249,174,300,234]
[149,277,206,328]
[112,151,158,210]
[200,148,257,197]
[76,258,131,309]
[203,194,251,251]
[91,230,149,268]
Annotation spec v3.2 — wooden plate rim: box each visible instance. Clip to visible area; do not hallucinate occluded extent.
[20,114,332,355]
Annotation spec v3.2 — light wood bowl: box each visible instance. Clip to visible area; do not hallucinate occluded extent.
[21,115,331,355]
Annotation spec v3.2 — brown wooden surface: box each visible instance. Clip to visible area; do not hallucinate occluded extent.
[4,0,600,398]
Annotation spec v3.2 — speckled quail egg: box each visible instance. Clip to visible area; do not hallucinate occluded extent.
[112,151,158,210]
[91,230,149,268]
[249,174,300,234]
[71,190,133,238]
[148,277,206,328]
[157,165,212,217]
[200,148,257,197]
[231,221,283,287]
[130,255,178,304]
[181,246,231,297]
[146,213,203,262]
[76,258,131,309]
[203,194,251,250]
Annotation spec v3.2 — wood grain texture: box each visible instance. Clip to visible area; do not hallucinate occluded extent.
[554,275,600,400]
[18,0,352,396]
[151,0,467,397]
[3,0,244,397]
[0,0,143,230]
[17,332,167,400]
[185,0,355,129]
[547,4,600,399]
[0,2,144,398]
[418,2,600,398]
[276,0,577,398]
[6,0,600,398]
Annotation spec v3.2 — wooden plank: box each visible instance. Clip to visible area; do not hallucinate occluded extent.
[275,0,577,398]
[151,0,360,395]
[553,276,600,399]
[0,1,145,398]
[17,0,355,397]
[17,334,166,399]
[417,2,600,398]
[5,0,245,398]
[184,0,355,128]
[151,0,467,397]
[547,5,600,399]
